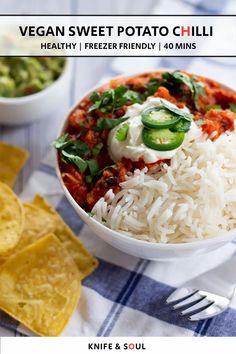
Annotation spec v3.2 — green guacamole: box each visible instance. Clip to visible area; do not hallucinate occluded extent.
[0,57,65,98]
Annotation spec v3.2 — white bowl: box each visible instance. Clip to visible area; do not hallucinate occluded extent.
[0,58,71,126]
[56,71,236,261]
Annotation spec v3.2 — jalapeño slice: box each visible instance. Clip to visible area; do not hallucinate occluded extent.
[141,107,181,129]
[142,128,185,151]
[170,119,191,133]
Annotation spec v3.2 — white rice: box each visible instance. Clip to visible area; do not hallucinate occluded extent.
[92,125,236,243]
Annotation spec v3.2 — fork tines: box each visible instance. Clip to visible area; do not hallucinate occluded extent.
[166,287,226,321]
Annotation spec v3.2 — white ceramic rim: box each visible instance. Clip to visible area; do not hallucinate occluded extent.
[56,69,236,250]
[0,57,70,104]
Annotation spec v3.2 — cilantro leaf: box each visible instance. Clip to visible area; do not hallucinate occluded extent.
[124,90,143,103]
[116,123,129,141]
[205,104,222,112]
[113,86,128,109]
[91,142,103,156]
[88,85,144,114]
[87,159,100,176]
[95,116,129,131]
[146,78,161,95]
[162,72,183,92]
[64,140,90,159]
[229,103,236,112]
[90,91,100,103]
[74,140,90,157]
[88,90,115,113]
[162,71,205,110]
[166,71,193,90]
[191,78,205,110]
[52,134,72,150]
[160,99,193,121]
[88,100,101,113]
[61,150,87,173]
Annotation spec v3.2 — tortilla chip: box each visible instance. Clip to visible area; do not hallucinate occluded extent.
[0,234,81,336]
[0,203,56,264]
[0,182,24,255]
[21,203,56,246]
[33,195,98,279]
[0,195,98,278]
[0,142,29,187]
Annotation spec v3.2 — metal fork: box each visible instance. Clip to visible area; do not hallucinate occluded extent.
[166,257,236,321]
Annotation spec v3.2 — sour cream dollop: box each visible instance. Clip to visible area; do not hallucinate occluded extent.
[108,97,191,164]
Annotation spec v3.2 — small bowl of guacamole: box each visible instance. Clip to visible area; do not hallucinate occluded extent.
[0,57,65,98]
[0,56,70,125]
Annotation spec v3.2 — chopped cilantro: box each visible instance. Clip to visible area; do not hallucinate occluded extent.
[95,116,129,131]
[90,91,100,103]
[87,159,100,176]
[88,85,144,114]
[61,150,88,173]
[229,103,236,112]
[192,78,205,110]
[205,104,222,112]
[53,133,103,181]
[124,90,143,103]
[74,140,90,157]
[146,78,161,95]
[88,100,101,113]
[52,135,90,158]
[52,133,72,149]
[116,123,129,141]
[161,71,205,110]
[163,71,192,89]
[91,142,103,156]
